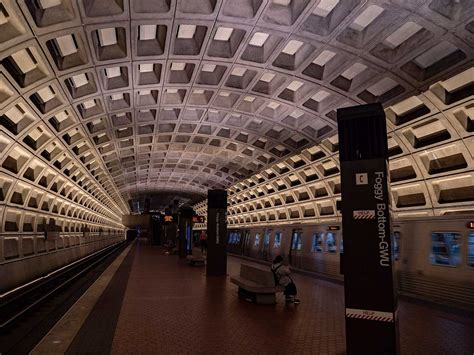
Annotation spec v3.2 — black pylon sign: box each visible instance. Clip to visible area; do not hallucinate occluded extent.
[337,103,399,355]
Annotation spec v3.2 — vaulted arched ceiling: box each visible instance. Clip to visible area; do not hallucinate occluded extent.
[0,0,473,218]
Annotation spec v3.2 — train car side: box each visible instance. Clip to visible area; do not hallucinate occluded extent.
[227,216,474,310]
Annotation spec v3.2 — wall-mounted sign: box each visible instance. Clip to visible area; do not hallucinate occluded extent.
[192,215,205,223]
[327,226,340,231]
[164,215,174,223]
[467,221,474,229]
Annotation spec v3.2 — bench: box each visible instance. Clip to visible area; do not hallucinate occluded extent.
[186,254,205,266]
[230,264,284,304]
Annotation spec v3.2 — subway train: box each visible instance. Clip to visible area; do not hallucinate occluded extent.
[226,215,474,311]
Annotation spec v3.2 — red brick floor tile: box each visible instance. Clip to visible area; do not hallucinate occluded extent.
[110,240,474,354]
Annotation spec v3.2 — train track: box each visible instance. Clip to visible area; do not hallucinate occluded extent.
[0,240,129,355]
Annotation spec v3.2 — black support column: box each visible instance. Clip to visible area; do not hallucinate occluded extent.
[164,207,177,246]
[337,103,399,355]
[178,207,194,258]
[206,189,227,276]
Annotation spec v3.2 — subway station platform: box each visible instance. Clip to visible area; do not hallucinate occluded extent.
[31,239,474,355]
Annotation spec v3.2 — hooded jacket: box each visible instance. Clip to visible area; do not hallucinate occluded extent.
[271,262,292,287]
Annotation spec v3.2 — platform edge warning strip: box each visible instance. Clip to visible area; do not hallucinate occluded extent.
[65,240,137,354]
[30,241,135,355]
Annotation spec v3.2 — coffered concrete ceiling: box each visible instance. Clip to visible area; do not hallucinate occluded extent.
[0,0,473,213]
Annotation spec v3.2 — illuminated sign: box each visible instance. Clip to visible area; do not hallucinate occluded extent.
[327,226,340,231]
[467,221,474,229]
[192,215,205,223]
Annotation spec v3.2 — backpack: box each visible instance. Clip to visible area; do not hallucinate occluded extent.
[271,264,282,286]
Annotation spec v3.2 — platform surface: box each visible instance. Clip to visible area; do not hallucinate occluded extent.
[62,240,474,354]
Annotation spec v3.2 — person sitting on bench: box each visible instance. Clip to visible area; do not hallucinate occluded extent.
[271,255,300,304]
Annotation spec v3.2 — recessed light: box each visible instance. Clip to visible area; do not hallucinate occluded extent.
[55,34,78,57]
[249,32,269,47]
[139,25,157,41]
[177,25,196,39]
[171,62,186,71]
[214,27,233,41]
[202,64,216,72]
[282,40,303,55]
[98,28,117,47]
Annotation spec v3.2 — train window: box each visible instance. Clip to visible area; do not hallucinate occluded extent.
[228,231,240,244]
[291,230,302,250]
[274,232,282,248]
[254,233,260,247]
[430,232,461,266]
[468,234,474,268]
[393,232,400,261]
[326,232,337,253]
[264,231,271,247]
[312,233,323,252]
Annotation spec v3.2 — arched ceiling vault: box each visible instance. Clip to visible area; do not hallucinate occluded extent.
[0,0,473,225]
[193,67,474,227]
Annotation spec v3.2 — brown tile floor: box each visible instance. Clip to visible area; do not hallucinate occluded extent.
[110,240,474,354]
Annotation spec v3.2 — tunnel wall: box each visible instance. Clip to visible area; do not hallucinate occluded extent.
[0,231,124,293]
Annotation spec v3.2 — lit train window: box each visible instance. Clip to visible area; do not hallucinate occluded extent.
[229,231,240,244]
[291,230,302,250]
[468,234,474,268]
[264,231,271,247]
[326,233,337,253]
[274,232,282,248]
[254,233,260,247]
[393,232,400,261]
[430,232,461,267]
[312,233,323,252]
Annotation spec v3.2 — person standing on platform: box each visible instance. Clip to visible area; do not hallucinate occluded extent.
[199,230,207,254]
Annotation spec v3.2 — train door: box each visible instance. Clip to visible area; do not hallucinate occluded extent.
[289,229,303,267]
[227,230,239,254]
[272,231,283,261]
[239,230,247,255]
[252,231,262,259]
[324,231,338,275]
[235,230,243,255]
[262,229,272,261]
[243,229,252,256]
